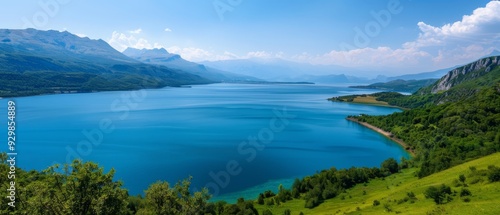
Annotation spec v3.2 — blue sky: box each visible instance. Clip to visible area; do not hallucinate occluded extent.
[1,0,499,74]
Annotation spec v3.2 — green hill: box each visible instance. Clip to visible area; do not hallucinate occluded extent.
[0,29,212,97]
[255,153,500,215]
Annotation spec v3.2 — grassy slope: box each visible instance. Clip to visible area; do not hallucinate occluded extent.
[255,153,500,215]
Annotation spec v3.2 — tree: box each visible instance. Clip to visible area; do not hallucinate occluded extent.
[488,166,500,182]
[381,158,399,174]
[460,188,472,197]
[22,160,129,215]
[424,184,452,204]
[141,177,211,215]
[257,193,265,205]
[459,174,466,184]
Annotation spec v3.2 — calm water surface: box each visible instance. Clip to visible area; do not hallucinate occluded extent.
[0,83,409,202]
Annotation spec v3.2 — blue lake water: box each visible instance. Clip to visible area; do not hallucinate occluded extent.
[0,83,409,202]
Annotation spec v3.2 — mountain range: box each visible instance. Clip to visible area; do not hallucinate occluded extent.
[0,29,216,97]
[203,50,500,84]
[122,48,260,82]
[1,28,499,97]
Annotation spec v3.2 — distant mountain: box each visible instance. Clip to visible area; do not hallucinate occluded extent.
[0,29,211,97]
[350,79,438,93]
[123,48,260,82]
[369,55,500,108]
[417,55,500,104]
[482,49,500,58]
[201,58,371,83]
[386,67,457,82]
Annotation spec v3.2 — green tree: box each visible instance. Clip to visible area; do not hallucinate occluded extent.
[488,166,500,182]
[424,184,452,204]
[459,174,466,184]
[141,177,211,215]
[381,158,399,174]
[22,160,129,215]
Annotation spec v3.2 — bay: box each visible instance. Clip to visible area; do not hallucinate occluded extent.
[0,83,409,202]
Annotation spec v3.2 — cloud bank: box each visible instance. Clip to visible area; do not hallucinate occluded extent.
[107,2,500,73]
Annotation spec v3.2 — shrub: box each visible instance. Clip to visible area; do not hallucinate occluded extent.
[424,184,453,204]
[460,188,472,197]
[383,203,392,212]
[305,197,320,209]
[488,166,500,182]
[381,158,399,174]
[373,200,380,206]
[407,191,416,199]
[459,174,466,183]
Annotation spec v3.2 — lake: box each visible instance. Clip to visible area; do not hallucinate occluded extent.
[0,83,409,202]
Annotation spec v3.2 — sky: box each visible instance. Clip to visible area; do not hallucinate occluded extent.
[1,0,500,75]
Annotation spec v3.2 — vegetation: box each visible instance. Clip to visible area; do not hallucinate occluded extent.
[328,94,396,107]
[356,83,500,178]
[254,153,500,215]
[0,70,211,97]
[2,56,500,214]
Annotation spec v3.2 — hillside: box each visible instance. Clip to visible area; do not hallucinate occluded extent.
[416,56,500,104]
[344,56,500,109]
[255,153,500,215]
[0,29,212,97]
[123,48,260,82]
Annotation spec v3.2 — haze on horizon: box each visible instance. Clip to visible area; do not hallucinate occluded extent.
[1,0,499,75]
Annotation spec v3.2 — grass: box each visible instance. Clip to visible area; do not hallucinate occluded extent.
[254,153,500,214]
[352,96,389,106]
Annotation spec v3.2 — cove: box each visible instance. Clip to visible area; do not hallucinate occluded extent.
[0,83,409,203]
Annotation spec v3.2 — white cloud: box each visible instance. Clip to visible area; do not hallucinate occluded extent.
[104,2,499,73]
[129,28,142,34]
[166,46,237,62]
[108,31,154,52]
[75,33,87,38]
[297,1,500,73]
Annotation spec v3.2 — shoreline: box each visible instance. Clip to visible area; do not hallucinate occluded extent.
[347,117,416,157]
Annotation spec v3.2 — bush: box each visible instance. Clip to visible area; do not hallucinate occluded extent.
[383,203,392,212]
[469,166,477,172]
[283,209,291,215]
[460,188,472,197]
[424,184,453,204]
[373,200,380,206]
[257,194,264,205]
[488,167,500,182]
[459,174,466,183]
[305,197,320,209]
[407,191,416,199]
[381,158,399,174]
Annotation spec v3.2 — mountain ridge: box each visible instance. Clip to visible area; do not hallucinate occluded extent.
[123,47,260,82]
[0,29,212,97]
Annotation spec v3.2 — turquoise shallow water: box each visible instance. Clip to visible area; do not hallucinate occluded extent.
[0,83,408,202]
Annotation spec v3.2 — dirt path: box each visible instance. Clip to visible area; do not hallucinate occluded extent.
[347,117,416,157]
